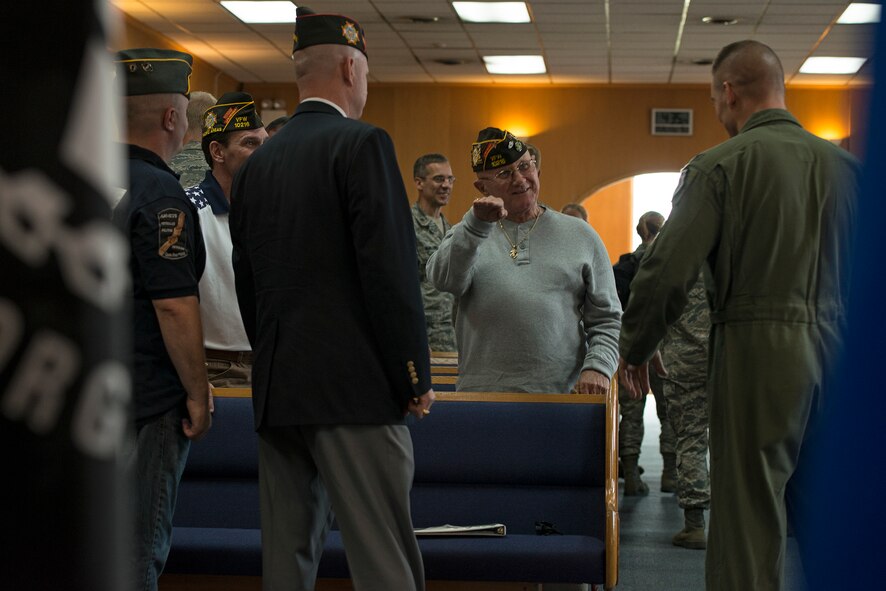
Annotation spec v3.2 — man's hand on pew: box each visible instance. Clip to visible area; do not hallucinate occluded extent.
[408,389,436,419]
[574,369,610,394]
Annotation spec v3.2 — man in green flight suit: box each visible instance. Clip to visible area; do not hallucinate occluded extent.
[618,40,860,591]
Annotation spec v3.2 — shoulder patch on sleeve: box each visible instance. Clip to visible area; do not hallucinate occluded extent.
[672,166,691,207]
[157,208,189,260]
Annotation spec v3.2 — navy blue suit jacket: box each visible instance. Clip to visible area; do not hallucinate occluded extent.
[230,101,431,428]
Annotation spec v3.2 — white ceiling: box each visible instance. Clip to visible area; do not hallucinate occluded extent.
[110,0,878,86]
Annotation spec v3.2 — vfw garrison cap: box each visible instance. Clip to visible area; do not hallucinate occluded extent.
[292,6,367,57]
[115,48,193,97]
[203,91,264,140]
[471,127,527,172]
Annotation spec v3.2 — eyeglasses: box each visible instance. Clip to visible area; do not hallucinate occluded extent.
[482,159,537,182]
[424,175,456,184]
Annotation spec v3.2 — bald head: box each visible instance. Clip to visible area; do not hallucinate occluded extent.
[713,41,785,101]
[710,40,787,136]
[637,211,665,243]
[292,44,368,119]
[125,94,183,135]
[184,91,217,143]
[293,44,347,80]
[124,93,189,162]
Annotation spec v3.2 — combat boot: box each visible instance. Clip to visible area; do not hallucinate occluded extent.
[672,507,706,549]
[621,454,649,496]
[661,452,677,493]
[617,459,644,479]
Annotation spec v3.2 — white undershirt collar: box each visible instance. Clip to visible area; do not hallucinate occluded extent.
[300,97,347,118]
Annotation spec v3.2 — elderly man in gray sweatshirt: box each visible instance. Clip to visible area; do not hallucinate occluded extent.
[428,127,621,394]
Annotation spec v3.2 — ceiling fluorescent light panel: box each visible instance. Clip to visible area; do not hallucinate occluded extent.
[483,55,546,75]
[221,1,297,24]
[837,3,882,24]
[799,56,867,74]
[453,2,531,24]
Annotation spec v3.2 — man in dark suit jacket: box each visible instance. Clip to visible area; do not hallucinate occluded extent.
[229,8,434,591]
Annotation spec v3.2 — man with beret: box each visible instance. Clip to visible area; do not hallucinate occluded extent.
[427,128,621,395]
[229,7,433,591]
[185,91,267,387]
[111,48,213,591]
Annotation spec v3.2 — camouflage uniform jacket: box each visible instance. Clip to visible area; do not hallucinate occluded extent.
[170,141,208,189]
[411,202,456,351]
[660,273,710,388]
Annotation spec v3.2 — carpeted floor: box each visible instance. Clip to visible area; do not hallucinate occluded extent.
[615,398,808,591]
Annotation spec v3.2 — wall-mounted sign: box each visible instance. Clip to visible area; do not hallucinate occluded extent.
[651,109,693,136]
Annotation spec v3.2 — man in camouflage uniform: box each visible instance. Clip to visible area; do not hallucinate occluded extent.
[613,211,676,496]
[619,41,860,590]
[170,90,216,188]
[412,153,457,351]
[660,273,710,549]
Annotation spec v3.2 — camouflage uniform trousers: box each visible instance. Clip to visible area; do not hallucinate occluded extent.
[412,202,456,353]
[425,311,457,352]
[661,379,710,509]
[619,370,675,458]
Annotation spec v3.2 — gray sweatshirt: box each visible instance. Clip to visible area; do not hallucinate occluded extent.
[427,206,622,392]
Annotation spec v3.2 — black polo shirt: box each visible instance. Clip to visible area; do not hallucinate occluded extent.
[113,144,206,424]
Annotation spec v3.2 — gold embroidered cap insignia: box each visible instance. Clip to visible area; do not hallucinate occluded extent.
[341,21,360,46]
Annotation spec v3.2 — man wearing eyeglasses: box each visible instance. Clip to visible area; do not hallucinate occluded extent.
[412,153,457,352]
[427,127,621,395]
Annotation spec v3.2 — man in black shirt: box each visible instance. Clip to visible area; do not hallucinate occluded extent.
[112,48,212,591]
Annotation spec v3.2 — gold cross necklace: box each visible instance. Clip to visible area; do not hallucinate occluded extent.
[498,210,543,259]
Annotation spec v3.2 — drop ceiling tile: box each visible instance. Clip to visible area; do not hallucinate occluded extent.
[390,21,465,33]
[400,30,474,48]
[815,27,877,55]
[112,0,874,88]
[423,63,489,76]
[472,35,544,51]
[536,22,607,33]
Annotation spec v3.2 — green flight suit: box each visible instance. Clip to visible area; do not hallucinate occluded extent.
[619,109,860,591]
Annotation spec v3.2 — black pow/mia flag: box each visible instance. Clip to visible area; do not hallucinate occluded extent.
[0,3,130,590]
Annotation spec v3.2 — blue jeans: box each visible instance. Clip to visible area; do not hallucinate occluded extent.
[123,405,190,591]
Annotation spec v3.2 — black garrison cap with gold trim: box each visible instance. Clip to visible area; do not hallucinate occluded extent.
[291,6,367,57]
[115,48,193,97]
[471,127,527,172]
[202,92,264,140]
